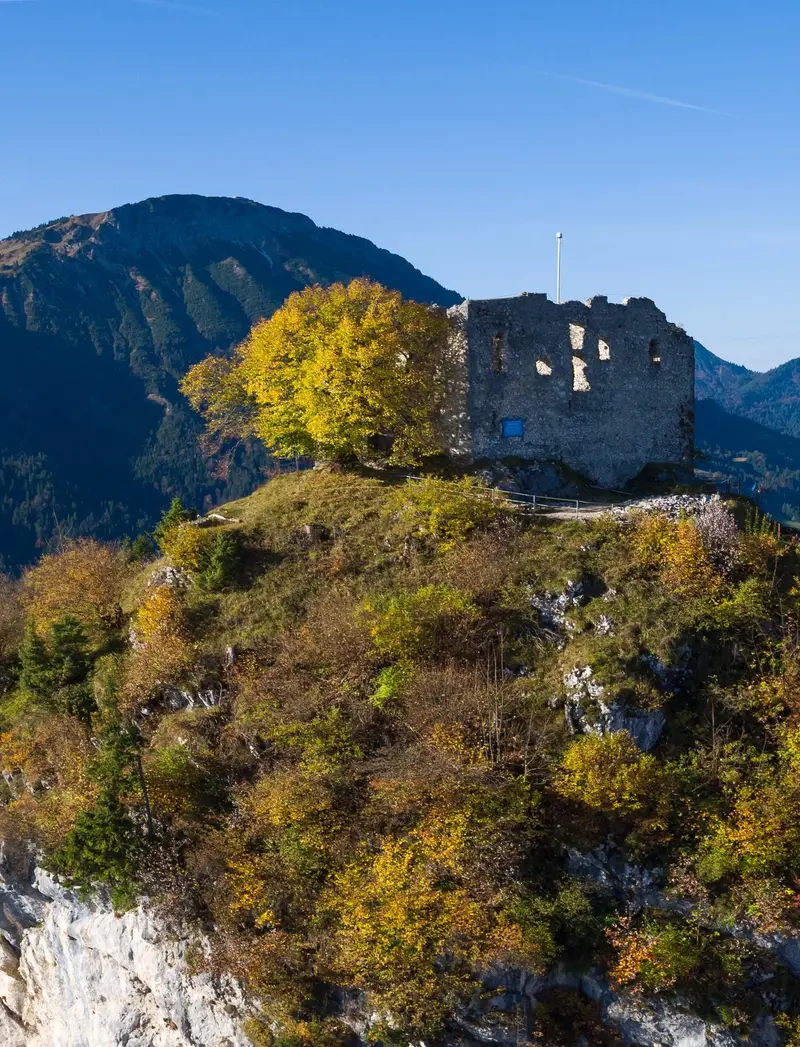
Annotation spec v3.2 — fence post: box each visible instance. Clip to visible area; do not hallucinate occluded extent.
[575,500,579,521]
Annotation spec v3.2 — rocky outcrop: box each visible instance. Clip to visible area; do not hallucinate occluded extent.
[0,854,250,1047]
[0,846,789,1047]
[452,966,777,1047]
[562,664,667,751]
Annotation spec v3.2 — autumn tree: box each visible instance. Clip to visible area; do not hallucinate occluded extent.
[124,585,194,704]
[553,732,666,818]
[181,279,451,465]
[21,539,130,634]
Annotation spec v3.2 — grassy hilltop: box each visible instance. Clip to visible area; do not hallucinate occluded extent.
[2,468,800,1044]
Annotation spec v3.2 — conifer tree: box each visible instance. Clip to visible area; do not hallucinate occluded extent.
[153,497,197,550]
[50,616,89,686]
[18,624,51,700]
[196,531,240,592]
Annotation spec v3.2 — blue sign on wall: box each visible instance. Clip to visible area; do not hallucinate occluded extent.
[501,418,524,438]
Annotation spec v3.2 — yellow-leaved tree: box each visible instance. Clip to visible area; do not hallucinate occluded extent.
[21,539,130,634]
[181,279,451,465]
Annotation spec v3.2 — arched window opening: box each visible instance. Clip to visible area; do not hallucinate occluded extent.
[569,324,585,353]
[572,356,591,391]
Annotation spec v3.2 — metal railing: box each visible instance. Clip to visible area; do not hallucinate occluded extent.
[403,475,626,520]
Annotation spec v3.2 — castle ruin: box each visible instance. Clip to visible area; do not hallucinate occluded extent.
[443,293,695,488]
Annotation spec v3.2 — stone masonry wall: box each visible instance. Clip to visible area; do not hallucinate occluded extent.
[445,294,695,488]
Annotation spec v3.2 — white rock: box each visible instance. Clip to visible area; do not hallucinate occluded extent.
[0,862,251,1047]
[563,666,666,751]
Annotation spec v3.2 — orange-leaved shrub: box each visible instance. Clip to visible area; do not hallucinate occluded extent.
[21,539,130,633]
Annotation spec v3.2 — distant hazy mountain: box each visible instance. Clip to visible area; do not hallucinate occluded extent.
[694,341,755,402]
[0,195,460,567]
[694,341,800,522]
[695,340,800,440]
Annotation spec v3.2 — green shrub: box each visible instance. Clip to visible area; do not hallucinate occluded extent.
[55,790,142,909]
[270,708,361,777]
[608,913,701,993]
[364,583,479,661]
[370,664,412,708]
[386,476,510,550]
[196,531,242,592]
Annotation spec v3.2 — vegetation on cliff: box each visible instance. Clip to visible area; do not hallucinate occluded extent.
[1,465,800,1044]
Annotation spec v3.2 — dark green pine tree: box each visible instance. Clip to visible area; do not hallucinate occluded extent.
[196,531,241,592]
[49,616,89,685]
[49,616,96,726]
[153,496,197,550]
[18,624,51,700]
[56,790,142,909]
[129,532,158,562]
[55,680,151,907]
[19,617,96,724]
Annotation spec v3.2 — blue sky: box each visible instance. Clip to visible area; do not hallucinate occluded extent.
[2,0,798,369]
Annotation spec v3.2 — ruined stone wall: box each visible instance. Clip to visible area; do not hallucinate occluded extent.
[446,294,695,488]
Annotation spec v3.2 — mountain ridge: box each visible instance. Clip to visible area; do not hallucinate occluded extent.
[0,194,461,568]
[6,193,800,563]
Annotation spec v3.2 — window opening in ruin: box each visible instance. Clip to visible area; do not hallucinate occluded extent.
[598,339,611,360]
[490,332,505,373]
[572,356,591,391]
[501,418,524,438]
[569,324,585,353]
[535,356,553,376]
[649,338,662,365]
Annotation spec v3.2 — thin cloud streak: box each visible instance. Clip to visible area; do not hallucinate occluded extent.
[132,0,215,14]
[535,71,735,117]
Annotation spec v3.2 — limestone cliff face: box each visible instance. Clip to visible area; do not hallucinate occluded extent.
[0,848,787,1047]
[0,855,250,1047]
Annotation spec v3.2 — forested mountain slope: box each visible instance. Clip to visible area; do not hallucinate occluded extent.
[694,340,755,402]
[693,343,800,522]
[695,340,800,440]
[0,195,460,568]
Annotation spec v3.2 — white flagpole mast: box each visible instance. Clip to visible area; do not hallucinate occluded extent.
[556,232,563,304]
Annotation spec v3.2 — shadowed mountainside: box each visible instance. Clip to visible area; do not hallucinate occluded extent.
[0,195,461,567]
[695,339,800,440]
[693,342,800,522]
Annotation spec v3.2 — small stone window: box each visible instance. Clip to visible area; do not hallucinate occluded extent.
[501,418,524,438]
[536,356,553,376]
[569,324,585,352]
[598,339,611,360]
[649,338,662,365]
[490,333,505,373]
[572,356,591,391]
